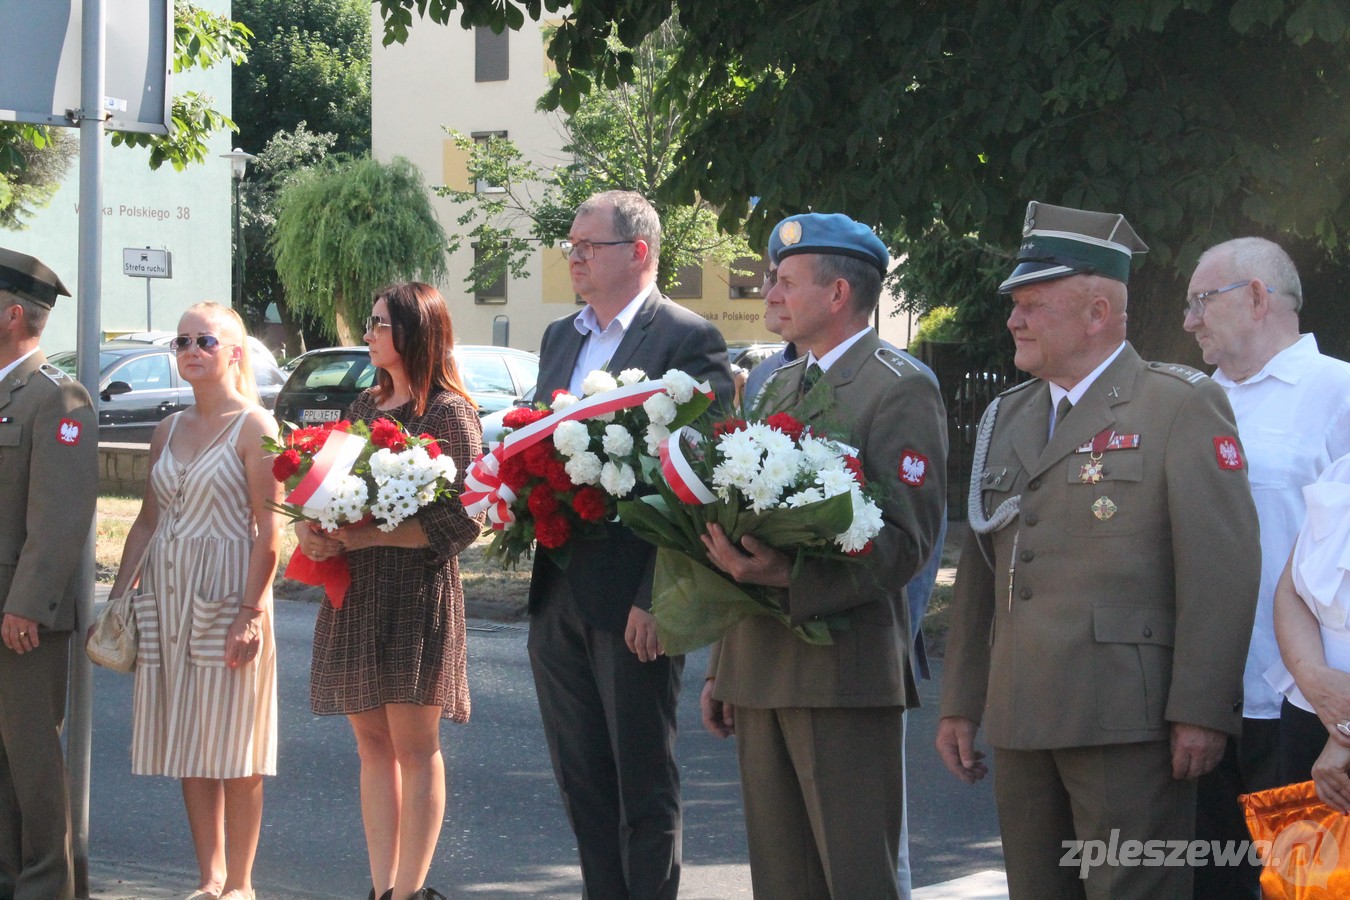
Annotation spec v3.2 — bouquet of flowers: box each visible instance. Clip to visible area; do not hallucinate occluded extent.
[264,418,459,606]
[460,368,713,569]
[617,411,885,654]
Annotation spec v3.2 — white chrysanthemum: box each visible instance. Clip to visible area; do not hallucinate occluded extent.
[564,451,603,485]
[552,420,591,457]
[618,368,648,386]
[582,370,618,396]
[602,424,634,456]
[661,369,698,404]
[744,478,783,513]
[817,468,857,498]
[836,491,884,552]
[757,450,800,497]
[749,422,795,455]
[645,423,670,456]
[599,460,636,497]
[799,435,838,470]
[712,456,759,492]
[434,455,458,482]
[417,483,438,505]
[642,392,678,426]
[783,487,825,508]
[551,391,579,412]
[368,448,400,483]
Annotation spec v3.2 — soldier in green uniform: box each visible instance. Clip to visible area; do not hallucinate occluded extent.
[936,204,1262,899]
[0,248,97,900]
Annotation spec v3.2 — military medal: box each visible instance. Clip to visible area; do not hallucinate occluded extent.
[1078,429,1116,484]
[1092,496,1117,520]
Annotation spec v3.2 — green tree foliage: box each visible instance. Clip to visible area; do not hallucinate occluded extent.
[273,156,448,342]
[239,123,340,348]
[0,125,76,230]
[439,22,752,294]
[233,0,371,156]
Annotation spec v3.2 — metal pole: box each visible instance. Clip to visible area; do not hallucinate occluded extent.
[70,0,106,894]
[145,276,151,331]
[232,175,242,310]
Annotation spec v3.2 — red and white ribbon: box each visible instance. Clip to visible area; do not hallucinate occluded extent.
[286,430,368,516]
[460,378,713,529]
[659,426,716,505]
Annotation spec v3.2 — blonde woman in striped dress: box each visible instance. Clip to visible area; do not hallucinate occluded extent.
[106,302,282,900]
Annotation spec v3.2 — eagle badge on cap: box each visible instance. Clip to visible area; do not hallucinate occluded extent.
[1023,204,1037,236]
[779,221,802,246]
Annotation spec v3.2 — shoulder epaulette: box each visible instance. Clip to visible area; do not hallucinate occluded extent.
[874,347,917,378]
[1145,361,1208,385]
[38,363,71,386]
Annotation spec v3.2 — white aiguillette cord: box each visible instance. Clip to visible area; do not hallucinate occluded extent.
[966,396,1023,597]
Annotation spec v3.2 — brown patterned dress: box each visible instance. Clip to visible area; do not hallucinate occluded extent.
[309,388,484,722]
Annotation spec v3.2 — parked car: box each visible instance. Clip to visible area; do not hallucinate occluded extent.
[728,341,787,372]
[116,330,280,367]
[46,340,287,443]
[272,345,540,429]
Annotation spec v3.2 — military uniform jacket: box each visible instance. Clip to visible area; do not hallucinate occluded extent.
[709,332,948,709]
[0,351,98,631]
[939,344,1260,748]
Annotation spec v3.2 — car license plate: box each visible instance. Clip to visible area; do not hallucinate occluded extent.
[301,408,340,423]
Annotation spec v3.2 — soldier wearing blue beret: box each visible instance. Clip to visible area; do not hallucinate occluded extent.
[0,248,97,900]
[701,212,948,899]
[937,203,1261,899]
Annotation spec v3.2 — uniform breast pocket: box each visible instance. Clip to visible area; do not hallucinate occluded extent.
[1065,451,1149,536]
[0,422,20,462]
[979,460,1022,518]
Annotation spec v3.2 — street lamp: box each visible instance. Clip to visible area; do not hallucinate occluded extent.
[220,148,256,311]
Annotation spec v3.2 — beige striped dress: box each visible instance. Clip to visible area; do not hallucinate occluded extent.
[130,410,278,778]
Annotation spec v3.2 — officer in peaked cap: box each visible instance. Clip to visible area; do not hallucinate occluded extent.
[0,247,95,900]
[702,211,947,898]
[937,204,1261,899]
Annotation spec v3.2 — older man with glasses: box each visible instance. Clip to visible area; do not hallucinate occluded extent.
[1183,237,1350,900]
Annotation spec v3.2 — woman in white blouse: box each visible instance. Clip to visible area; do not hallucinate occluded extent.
[1272,452,1350,811]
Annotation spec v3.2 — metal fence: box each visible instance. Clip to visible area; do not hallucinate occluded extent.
[914,342,1024,520]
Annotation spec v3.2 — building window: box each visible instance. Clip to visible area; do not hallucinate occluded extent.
[728,255,770,298]
[474,244,508,304]
[662,264,703,299]
[475,26,509,82]
[472,131,507,194]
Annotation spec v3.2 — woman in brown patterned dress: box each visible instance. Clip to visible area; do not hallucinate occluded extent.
[296,283,483,900]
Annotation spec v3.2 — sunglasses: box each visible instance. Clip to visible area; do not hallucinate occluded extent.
[170,335,225,353]
[365,315,392,332]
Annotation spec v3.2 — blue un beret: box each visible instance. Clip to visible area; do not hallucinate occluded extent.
[768,213,889,276]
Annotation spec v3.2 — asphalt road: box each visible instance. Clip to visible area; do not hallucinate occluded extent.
[85,598,1004,899]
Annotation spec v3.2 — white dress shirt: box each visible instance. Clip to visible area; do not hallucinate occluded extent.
[568,285,654,397]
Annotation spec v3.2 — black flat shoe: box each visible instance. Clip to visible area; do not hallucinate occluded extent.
[410,890,446,900]
[367,890,392,900]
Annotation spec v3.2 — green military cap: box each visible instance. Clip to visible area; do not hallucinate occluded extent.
[0,248,71,309]
[998,201,1148,293]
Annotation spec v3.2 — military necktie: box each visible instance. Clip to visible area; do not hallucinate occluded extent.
[800,363,824,397]
[1052,396,1072,436]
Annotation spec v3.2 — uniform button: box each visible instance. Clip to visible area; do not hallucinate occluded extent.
[1143,626,1153,638]
[1020,549,1034,562]
[1233,700,1243,713]
[1025,514,1039,526]
[1028,478,1041,490]
[1020,587,1032,600]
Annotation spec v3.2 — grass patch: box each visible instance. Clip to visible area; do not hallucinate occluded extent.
[921,581,954,659]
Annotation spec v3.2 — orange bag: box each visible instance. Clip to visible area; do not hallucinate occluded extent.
[1241,780,1350,899]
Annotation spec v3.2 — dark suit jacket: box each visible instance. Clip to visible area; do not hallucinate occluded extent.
[940,344,1261,747]
[528,291,733,633]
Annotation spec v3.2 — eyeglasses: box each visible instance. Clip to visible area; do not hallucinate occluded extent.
[171,335,224,353]
[365,315,392,332]
[1183,280,1273,320]
[763,268,778,289]
[560,239,635,261]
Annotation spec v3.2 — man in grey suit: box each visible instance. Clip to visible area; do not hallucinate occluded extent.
[0,248,97,900]
[701,212,947,899]
[527,191,733,899]
[937,203,1261,898]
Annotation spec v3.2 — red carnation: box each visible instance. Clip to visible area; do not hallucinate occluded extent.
[503,407,549,429]
[271,448,301,482]
[572,486,608,522]
[766,412,807,442]
[544,458,575,492]
[551,388,572,401]
[528,488,561,518]
[371,418,407,451]
[712,417,748,438]
[847,540,875,558]
[843,455,865,486]
[499,455,530,490]
[522,442,556,477]
[535,514,572,549]
[419,433,443,458]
